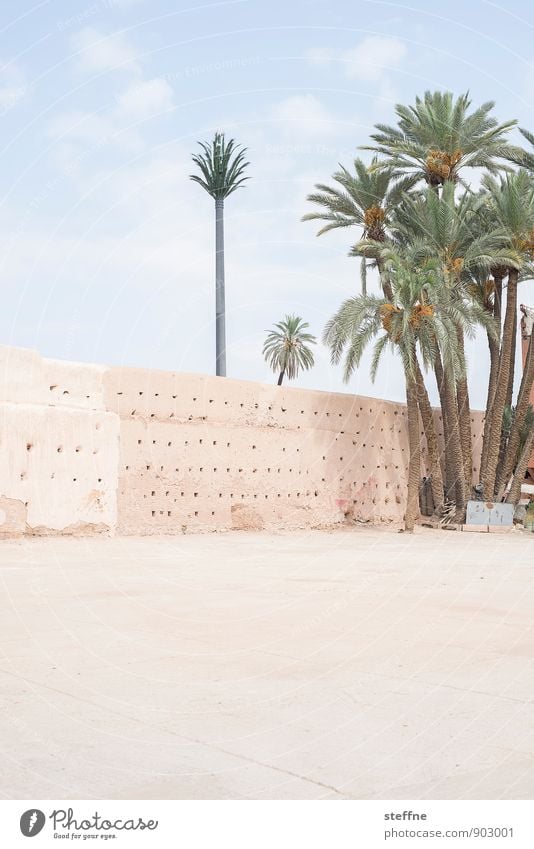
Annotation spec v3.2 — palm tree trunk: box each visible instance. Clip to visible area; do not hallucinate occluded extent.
[456,328,473,496]
[497,330,534,497]
[480,329,500,475]
[360,258,367,296]
[442,369,466,519]
[434,353,465,506]
[404,377,421,532]
[494,304,519,488]
[494,274,503,325]
[505,426,534,506]
[215,198,226,377]
[480,274,503,475]
[434,353,456,502]
[505,307,517,410]
[482,269,518,497]
[414,357,444,513]
[277,370,285,386]
[377,258,393,301]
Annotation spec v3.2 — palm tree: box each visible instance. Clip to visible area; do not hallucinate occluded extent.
[469,271,502,476]
[190,132,250,377]
[323,255,474,528]
[479,171,534,498]
[362,91,518,188]
[389,183,509,496]
[496,316,534,496]
[302,157,416,294]
[263,315,316,385]
[505,408,534,505]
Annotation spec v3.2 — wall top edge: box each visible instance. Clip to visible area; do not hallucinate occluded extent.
[0,343,484,413]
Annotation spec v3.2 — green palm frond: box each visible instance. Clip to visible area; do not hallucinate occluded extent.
[190,131,250,199]
[362,91,517,186]
[370,333,390,382]
[480,170,534,272]
[263,315,316,381]
[303,156,411,243]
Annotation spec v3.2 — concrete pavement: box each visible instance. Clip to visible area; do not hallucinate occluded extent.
[0,527,533,799]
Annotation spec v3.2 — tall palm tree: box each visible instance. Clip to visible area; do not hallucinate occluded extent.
[324,255,474,528]
[496,313,534,496]
[479,171,534,497]
[469,271,502,476]
[505,408,534,505]
[362,91,518,188]
[263,315,316,385]
[302,157,416,294]
[190,132,250,377]
[390,183,509,495]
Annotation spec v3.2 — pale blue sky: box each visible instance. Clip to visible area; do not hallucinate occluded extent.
[1,0,534,405]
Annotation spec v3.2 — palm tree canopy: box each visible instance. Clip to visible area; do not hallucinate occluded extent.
[502,127,534,171]
[323,253,494,385]
[190,131,250,199]
[480,170,534,276]
[263,315,316,380]
[362,91,519,186]
[302,156,417,239]
[388,182,518,277]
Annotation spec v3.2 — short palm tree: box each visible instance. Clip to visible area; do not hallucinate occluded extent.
[362,91,518,188]
[263,315,316,385]
[190,132,250,377]
[302,157,416,294]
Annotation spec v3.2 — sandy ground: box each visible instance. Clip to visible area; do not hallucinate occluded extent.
[0,527,533,800]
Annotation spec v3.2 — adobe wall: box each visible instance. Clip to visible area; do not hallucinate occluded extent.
[0,346,119,536]
[0,345,484,537]
[104,368,417,534]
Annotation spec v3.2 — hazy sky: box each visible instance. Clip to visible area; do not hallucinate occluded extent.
[2,0,534,405]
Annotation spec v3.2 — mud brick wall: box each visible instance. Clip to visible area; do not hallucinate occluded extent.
[0,345,484,536]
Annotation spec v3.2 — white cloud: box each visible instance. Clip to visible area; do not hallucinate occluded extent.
[71,27,141,75]
[47,109,143,169]
[0,62,27,112]
[116,78,174,120]
[309,36,407,82]
[49,110,116,146]
[270,94,340,137]
[54,27,175,171]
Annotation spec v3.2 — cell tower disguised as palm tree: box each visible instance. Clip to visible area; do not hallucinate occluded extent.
[263,315,316,386]
[190,132,250,377]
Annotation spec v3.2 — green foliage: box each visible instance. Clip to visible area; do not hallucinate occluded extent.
[262,315,316,382]
[362,90,520,186]
[190,131,250,199]
[389,182,517,276]
[323,251,480,386]
[304,88,534,511]
[302,156,418,243]
[482,171,534,260]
